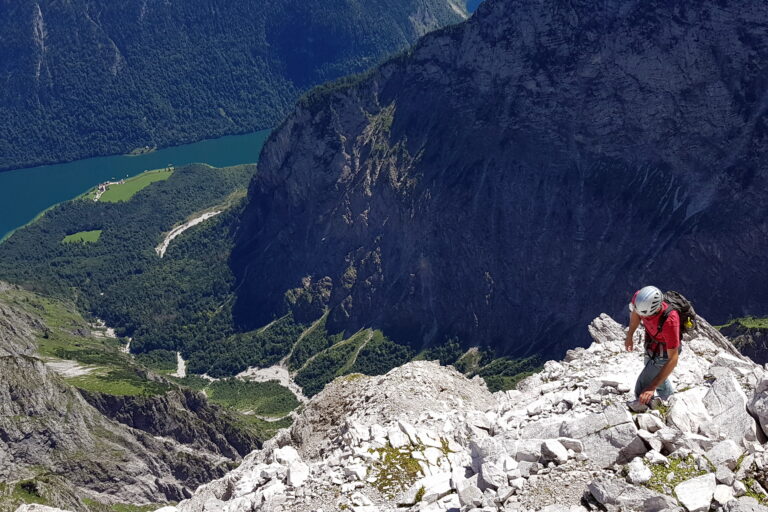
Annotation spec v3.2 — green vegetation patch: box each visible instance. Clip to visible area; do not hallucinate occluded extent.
[190,313,306,377]
[207,379,299,417]
[287,313,343,371]
[135,349,178,373]
[475,356,542,392]
[644,454,708,495]
[236,415,293,443]
[12,480,48,506]
[168,374,210,391]
[719,316,768,329]
[0,163,255,378]
[349,330,414,376]
[295,330,371,397]
[67,367,171,397]
[82,498,171,512]
[98,169,173,202]
[370,443,423,498]
[62,230,102,244]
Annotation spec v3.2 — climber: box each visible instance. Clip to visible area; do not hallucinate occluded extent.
[624,285,680,409]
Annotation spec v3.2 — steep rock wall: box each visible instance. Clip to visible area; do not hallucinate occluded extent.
[232,0,768,358]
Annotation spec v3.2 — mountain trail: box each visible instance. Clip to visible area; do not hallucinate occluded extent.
[156,211,221,258]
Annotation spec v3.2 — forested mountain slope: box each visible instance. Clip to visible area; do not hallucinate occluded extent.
[231,0,768,360]
[0,0,467,171]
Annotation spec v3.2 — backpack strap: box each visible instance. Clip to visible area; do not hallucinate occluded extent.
[655,307,672,338]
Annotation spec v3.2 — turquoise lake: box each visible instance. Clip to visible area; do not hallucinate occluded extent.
[0,130,270,240]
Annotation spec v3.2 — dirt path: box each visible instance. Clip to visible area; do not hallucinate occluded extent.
[279,313,328,367]
[340,331,374,374]
[155,211,221,258]
[171,351,187,378]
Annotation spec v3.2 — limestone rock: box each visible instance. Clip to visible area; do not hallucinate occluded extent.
[626,457,653,485]
[706,440,743,471]
[703,370,757,443]
[540,440,569,465]
[559,404,645,467]
[674,473,716,512]
[588,477,675,511]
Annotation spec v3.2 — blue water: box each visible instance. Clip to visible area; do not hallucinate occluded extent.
[0,130,270,240]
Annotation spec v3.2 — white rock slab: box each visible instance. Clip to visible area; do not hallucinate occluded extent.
[674,473,716,512]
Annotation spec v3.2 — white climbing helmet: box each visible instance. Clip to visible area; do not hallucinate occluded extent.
[631,286,663,317]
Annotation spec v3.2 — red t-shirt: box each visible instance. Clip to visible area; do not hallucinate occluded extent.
[642,302,680,354]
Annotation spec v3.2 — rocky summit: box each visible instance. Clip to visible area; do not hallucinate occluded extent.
[30,315,768,512]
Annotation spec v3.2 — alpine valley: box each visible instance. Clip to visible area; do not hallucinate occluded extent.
[0,0,467,171]
[2,0,768,511]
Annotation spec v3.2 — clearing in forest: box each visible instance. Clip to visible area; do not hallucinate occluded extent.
[62,229,102,243]
[98,168,173,202]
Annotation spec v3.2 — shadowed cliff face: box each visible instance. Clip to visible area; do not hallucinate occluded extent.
[232,0,768,359]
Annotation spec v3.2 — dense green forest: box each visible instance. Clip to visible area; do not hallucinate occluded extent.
[0,0,466,171]
[0,162,539,395]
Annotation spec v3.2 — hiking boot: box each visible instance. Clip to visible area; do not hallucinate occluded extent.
[649,397,665,411]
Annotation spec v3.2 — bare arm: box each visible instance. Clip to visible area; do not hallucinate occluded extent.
[648,348,678,390]
[638,347,679,404]
[625,310,642,351]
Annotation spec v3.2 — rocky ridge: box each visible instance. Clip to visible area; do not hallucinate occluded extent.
[0,286,258,511]
[721,323,768,366]
[78,314,768,512]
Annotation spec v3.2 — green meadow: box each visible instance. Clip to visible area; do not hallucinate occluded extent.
[98,169,173,202]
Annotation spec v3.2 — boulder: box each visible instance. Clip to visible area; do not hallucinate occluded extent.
[636,413,665,433]
[645,450,669,466]
[706,440,743,471]
[666,388,711,433]
[480,461,507,490]
[712,353,755,373]
[560,404,646,467]
[457,484,483,507]
[404,472,452,505]
[287,461,310,487]
[469,437,506,472]
[626,457,653,484]
[703,369,757,443]
[388,429,410,449]
[714,484,736,506]
[674,473,716,512]
[748,378,768,439]
[588,477,675,511]
[724,496,768,511]
[557,437,584,453]
[540,440,569,465]
[716,466,736,485]
[273,446,300,465]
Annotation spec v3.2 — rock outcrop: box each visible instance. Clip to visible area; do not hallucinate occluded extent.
[145,315,768,512]
[722,323,768,365]
[231,0,768,359]
[0,290,255,511]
